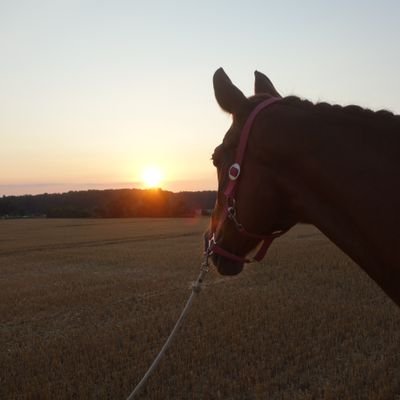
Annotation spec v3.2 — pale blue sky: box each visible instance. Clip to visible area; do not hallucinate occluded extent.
[1,0,399,195]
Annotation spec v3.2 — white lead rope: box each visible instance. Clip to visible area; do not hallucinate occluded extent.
[125,252,211,400]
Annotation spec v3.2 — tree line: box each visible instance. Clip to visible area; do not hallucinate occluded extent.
[0,189,216,218]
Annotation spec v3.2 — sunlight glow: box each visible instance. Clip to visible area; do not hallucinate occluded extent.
[141,166,163,188]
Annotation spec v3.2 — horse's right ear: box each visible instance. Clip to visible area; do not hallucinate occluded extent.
[254,71,281,97]
[213,68,248,114]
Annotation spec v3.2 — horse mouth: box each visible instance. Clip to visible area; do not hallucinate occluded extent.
[211,253,244,275]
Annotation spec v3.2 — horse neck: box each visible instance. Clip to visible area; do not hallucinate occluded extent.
[256,101,400,306]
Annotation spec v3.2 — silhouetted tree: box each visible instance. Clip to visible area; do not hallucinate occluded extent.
[0,189,216,218]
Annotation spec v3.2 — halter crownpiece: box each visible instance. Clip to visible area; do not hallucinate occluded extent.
[210,96,286,264]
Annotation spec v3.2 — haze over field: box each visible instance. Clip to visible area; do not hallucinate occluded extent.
[1,1,400,195]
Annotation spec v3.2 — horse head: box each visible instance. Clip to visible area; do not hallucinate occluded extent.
[205,68,297,275]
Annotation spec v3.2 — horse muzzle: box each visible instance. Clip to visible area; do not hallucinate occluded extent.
[211,253,244,275]
[203,231,244,275]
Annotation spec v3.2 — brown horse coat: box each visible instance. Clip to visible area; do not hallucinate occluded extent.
[210,68,400,307]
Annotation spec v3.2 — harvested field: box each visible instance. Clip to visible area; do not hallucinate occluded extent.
[1,218,399,399]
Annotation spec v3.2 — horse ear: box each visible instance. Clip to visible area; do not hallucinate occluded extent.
[213,68,248,114]
[254,70,281,98]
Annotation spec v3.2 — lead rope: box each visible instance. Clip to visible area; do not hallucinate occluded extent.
[125,248,212,400]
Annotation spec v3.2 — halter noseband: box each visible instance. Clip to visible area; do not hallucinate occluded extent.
[209,97,285,264]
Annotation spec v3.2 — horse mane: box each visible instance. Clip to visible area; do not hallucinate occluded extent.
[282,95,400,126]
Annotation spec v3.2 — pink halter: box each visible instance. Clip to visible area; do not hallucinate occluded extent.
[209,97,285,264]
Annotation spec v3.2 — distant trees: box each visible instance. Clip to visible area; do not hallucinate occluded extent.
[0,189,216,218]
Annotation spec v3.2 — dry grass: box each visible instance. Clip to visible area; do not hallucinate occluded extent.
[1,218,399,399]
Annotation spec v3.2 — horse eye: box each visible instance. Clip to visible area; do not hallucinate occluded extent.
[212,144,226,167]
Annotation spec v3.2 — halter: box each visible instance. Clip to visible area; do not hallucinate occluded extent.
[209,97,285,264]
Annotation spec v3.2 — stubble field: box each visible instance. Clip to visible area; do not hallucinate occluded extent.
[1,217,400,399]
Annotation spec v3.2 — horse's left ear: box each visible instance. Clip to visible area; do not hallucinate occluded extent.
[213,68,248,114]
[254,71,281,98]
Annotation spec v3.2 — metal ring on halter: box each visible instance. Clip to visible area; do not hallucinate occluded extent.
[227,198,236,214]
[228,163,241,180]
[227,206,236,217]
[229,213,243,231]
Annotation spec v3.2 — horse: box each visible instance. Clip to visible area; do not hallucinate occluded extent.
[205,68,400,308]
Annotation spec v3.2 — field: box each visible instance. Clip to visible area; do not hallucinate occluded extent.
[1,218,400,399]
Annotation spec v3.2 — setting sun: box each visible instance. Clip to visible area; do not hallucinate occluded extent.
[141,166,163,188]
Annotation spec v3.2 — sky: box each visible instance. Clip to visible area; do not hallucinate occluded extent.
[1,0,400,196]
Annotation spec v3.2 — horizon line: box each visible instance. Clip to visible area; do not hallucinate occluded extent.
[0,180,216,197]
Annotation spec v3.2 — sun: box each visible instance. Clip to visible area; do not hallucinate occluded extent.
[141,166,163,188]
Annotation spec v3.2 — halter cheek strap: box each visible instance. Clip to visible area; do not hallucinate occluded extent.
[210,97,284,264]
